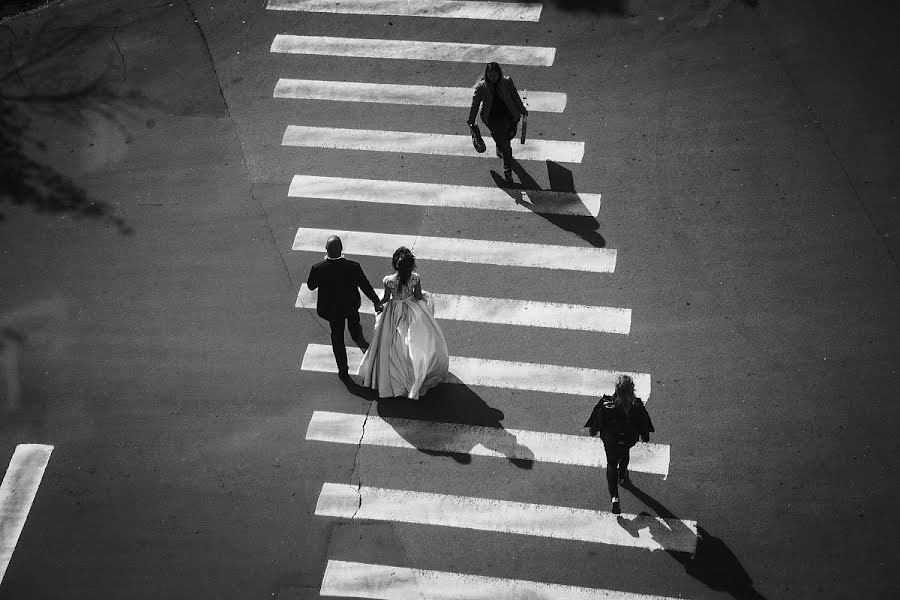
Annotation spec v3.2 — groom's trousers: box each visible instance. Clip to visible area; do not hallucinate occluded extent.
[329,311,366,375]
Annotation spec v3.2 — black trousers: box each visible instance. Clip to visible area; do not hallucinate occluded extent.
[328,311,365,374]
[488,118,516,174]
[602,438,632,499]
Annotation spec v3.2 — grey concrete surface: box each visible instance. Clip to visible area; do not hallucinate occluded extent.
[1,0,897,599]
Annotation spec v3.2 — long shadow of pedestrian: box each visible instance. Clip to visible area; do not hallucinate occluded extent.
[491,160,606,248]
[617,482,768,600]
[368,382,535,469]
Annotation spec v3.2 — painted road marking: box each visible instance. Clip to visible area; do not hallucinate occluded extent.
[271,35,556,66]
[274,78,568,112]
[297,284,629,333]
[320,559,684,599]
[0,444,53,584]
[306,411,670,475]
[283,125,585,163]
[301,344,652,400]
[267,0,543,22]
[288,175,598,215]
[292,228,615,272]
[316,483,699,552]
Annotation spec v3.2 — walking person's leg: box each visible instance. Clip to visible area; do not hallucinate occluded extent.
[618,446,632,486]
[489,122,515,183]
[329,316,350,376]
[346,310,368,351]
[602,440,622,513]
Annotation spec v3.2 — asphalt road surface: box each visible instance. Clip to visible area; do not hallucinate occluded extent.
[1,1,898,599]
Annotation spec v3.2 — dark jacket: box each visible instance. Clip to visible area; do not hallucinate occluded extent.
[306,257,379,321]
[467,76,528,127]
[584,394,654,446]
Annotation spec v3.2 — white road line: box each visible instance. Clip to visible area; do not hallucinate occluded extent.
[316,483,699,552]
[297,284,629,333]
[321,559,684,599]
[274,79,567,112]
[288,175,598,216]
[267,0,544,22]
[271,35,556,66]
[292,228,615,272]
[301,344,652,400]
[306,411,671,476]
[0,444,53,584]
[283,125,584,163]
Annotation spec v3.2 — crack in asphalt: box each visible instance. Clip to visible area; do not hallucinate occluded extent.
[1,24,25,87]
[180,0,328,336]
[110,27,126,84]
[349,401,374,519]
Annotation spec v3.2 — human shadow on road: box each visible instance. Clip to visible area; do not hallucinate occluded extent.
[617,482,768,600]
[491,160,606,248]
[371,382,535,469]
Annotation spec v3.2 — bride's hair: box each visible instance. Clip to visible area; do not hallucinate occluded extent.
[392,246,416,286]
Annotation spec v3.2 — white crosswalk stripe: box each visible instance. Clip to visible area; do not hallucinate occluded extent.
[288,175,598,215]
[267,0,544,22]
[320,560,684,600]
[301,344,652,400]
[271,34,556,66]
[306,411,671,475]
[0,444,53,584]
[283,125,585,163]
[292,228,615,272]
[297,284,629,333]
[274,78,568,112]
[316,483,699,552]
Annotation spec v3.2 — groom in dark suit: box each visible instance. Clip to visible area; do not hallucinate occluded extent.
[307,235,382,378]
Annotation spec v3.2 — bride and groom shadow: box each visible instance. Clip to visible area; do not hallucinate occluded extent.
[490,159,606,248]
[341,377,535,469]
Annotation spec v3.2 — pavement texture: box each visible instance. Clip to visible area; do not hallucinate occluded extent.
[1,1,898,599]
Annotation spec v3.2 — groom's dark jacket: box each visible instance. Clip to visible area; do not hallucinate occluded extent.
[307,257,380,321]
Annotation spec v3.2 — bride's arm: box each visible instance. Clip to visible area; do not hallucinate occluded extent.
[413,280,424,301]
[380,287,392,304]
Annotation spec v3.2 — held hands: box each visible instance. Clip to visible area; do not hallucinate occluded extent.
[374,301,383,314]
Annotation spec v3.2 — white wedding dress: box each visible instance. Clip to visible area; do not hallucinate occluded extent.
[357,272,449,399]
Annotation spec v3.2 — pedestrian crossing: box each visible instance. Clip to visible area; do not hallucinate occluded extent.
[292,227,615,271]
[267,0,696,596]
[0,444,53,585]
[297,284,629,332]
[274,79,568,112]
[271,35,556,66]
[320,560,683,600]
[287,175,598,215]
[306,411,671,475]
[316,483,698,551]
[301,343,652,399]
[282,125,585,162]
[267,0,545,23]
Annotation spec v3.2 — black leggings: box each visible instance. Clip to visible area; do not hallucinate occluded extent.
[602,439,632,498]
[488,118,516,172]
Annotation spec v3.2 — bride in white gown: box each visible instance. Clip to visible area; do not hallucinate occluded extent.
[357,247,449,399]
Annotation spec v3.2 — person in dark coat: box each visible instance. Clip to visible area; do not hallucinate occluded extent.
[467,61,528,184]
[307,235,382,379]
[584,375,654,514]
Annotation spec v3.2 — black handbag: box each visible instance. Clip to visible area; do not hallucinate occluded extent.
[469,123,486,153]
